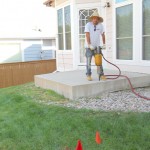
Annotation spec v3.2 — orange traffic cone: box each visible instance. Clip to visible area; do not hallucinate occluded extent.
[95,131,102,144]
[75,140,83,150]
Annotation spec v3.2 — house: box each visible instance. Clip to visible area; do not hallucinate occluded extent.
[43,0,150,74]
[0,36,56,63]
[0,0,56,63]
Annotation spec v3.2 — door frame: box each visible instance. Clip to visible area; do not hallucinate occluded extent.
[76,2,106,68]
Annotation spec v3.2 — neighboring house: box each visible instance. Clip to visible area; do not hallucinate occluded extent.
[0,0,57,64]
[0,36,56,63]
[44,0,150,74]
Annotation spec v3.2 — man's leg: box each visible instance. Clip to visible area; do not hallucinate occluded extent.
[85,48,93,80]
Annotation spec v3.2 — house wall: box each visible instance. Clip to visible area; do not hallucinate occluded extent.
[57,52,73,71]
[23,40,42,61]
[105,0,113,67]
[0,39,56,64]
[55,0,150,74]
[76,0,100,4]
[55,0,74,71]
[104,0,150,74]
[55,0,70,6]
[55,0,103,71]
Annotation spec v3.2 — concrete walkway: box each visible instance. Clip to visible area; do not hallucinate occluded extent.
[34,70,150,100]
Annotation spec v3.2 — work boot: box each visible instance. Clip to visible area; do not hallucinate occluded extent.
[87,75,92,81]
[100,75,107,80]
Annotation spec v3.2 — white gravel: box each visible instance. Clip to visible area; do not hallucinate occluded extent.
[66,87,150,112]
[46,87,150,112]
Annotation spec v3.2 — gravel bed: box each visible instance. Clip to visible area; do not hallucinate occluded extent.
[46,87,150,112]
[65,87,150,112]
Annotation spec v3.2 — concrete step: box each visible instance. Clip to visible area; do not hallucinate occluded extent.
[34,70,150,100]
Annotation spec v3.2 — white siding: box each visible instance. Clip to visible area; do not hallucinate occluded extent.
[56,51,73,71]
[0,42,21,63]
[0,39,56,63]
[105,0,113,63]
[76,0,100,4]
[56,0,70,6]
[23,39,56,61]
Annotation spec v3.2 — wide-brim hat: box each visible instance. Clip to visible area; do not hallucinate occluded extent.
[89,11,103,23]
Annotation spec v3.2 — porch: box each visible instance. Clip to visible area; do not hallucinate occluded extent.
[34,70,150,100]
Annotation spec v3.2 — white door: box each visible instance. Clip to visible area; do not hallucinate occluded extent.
[78,9,98,64]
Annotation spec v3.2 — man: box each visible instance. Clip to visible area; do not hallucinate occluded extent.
[84,11,106,81]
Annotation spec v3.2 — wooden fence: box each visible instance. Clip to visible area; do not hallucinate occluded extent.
[0,59,56,88]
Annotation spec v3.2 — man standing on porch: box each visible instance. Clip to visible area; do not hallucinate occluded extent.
[84,11,106,81]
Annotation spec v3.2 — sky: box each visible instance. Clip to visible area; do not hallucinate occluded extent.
[0,0,57,38]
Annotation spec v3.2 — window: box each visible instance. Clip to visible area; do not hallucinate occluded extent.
[79,9,97,63]
[143,0,150,60]
[116,4,133,60]
[116,0,127,3]
[57,9,64,50]
[57,6,71,50]
[65,6,71,50]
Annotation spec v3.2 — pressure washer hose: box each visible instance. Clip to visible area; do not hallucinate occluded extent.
[101,54,150,100]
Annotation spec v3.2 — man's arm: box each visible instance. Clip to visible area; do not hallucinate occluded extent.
[85,32,91,45]
[101,32,105,45]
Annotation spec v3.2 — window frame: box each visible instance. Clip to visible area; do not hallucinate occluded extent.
[114,0,133,62]
[113,0,150,66]
[57,5,72,51]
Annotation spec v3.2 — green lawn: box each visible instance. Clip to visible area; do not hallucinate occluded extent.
[0,83,150,150]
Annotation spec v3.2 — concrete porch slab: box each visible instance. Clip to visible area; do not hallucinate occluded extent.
[34,70,150,100]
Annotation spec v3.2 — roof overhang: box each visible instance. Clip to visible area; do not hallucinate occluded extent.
[43,0,55,7]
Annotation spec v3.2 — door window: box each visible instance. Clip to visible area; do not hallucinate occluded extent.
[79,9,97,63]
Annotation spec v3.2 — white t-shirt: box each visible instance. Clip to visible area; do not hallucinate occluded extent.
[84,22,105,48]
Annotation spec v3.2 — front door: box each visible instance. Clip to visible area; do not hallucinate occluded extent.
[78,9,98,64]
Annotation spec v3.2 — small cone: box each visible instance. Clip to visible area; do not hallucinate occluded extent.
[95,131,102,144]
[75,140,83,150]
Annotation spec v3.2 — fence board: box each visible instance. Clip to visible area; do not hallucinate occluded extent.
[0,59,56,88]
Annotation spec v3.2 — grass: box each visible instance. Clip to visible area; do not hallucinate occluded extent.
[0,83,150,150]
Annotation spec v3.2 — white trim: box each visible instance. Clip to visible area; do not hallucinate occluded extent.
[115,0,133,7]
[55,0,71,9]
[76,2,104,9]
[71,0,78,69]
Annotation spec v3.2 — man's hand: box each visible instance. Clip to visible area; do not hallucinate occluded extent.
[101,44,106,50]
[88,44,95,50]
